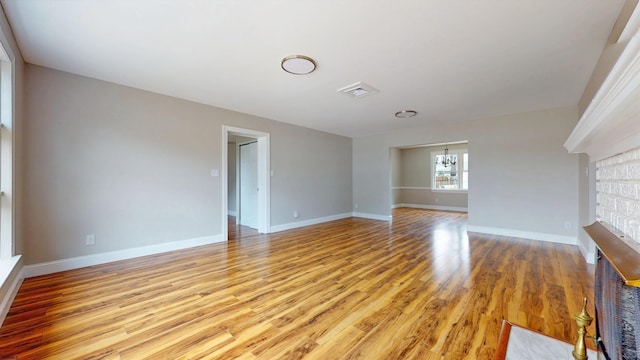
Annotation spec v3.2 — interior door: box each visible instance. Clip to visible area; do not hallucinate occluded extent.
[239,141,258,229]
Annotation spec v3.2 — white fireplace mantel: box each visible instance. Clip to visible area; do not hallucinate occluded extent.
[565,32,640,161]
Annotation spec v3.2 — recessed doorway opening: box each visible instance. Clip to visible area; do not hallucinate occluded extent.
[222,126,270,240]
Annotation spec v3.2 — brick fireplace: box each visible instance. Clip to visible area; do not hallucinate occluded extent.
[596,146,640,251]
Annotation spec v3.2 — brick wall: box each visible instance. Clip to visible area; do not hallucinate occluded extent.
[596,146,640,250]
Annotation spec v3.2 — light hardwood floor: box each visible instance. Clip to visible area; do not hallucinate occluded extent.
[0,208,594,359]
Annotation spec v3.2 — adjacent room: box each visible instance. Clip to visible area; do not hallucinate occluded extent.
[0,1,639,359]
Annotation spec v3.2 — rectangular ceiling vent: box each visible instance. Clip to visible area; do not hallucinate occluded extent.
[337,81,379,98]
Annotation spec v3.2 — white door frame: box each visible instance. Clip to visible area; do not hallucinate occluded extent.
[222,126,270,237]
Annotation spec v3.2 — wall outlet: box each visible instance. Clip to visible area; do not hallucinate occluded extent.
[355,203,359,209]
[86,234,95,246]
[293,210,299,218]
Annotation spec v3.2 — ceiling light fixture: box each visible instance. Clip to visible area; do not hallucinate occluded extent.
[437,143,457,168]
[281,55,317,75]
[395,110,417,118]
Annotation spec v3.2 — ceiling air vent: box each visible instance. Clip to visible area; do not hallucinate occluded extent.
[337,81,379,98]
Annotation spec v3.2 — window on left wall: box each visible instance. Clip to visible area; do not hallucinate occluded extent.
[0,41,13,259]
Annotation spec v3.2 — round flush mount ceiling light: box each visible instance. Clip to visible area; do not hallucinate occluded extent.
[281,55,317,75]
[395,110,417,118]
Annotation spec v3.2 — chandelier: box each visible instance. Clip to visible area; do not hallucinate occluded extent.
[437,143,457,167]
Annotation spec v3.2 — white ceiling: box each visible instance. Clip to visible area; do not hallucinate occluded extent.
[0,0,626,138]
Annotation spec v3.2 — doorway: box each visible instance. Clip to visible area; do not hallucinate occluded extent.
[239,140,258,229]
[389,141,469,213]
[222,126,270,239]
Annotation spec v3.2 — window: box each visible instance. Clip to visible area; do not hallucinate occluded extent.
[432,151,468,191]
[462,153,468,189]
[434,154,459,189]
[0,41,12,259]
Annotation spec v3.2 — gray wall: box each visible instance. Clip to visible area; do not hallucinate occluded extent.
[400,147,430,187]
[23,65,352,264]
[354,106,580,238]
[390,147,402,188]
[390,147,402,205]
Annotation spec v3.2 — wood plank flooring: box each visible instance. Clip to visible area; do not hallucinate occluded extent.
[0,208,594,359]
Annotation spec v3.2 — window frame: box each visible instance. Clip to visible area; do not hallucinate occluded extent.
[431,149,468,192]
[0,41,13,259]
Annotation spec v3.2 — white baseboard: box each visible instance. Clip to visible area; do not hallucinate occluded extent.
[577,242,596,265]
[24,234,225,278]
[352,212,392,222]
[467,225,577,245]
[392,203,468,212]
[0,256,24,327]
[227,210,237,217]
[583,250,596,265]
[270,213,352,233]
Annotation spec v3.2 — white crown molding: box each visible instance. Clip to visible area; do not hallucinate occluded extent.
[565,32,640,161]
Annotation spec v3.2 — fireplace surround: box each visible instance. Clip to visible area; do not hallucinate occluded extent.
[563,6,640,358]
[595,248,640,359]
[585,222,640,359]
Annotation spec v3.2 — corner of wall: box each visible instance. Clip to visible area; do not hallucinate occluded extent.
[0,255,24,327]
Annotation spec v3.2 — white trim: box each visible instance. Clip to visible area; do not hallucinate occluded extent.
[565,32,640,161]
[430,189,468,194]
[392,203,468,212]
[24,234,225,278]
[0,44,14,259]
[391,187,468,194]
[0,255,23,327]
[391,186,430,190]
[270,213,352,233]
[235,141,240,225]
[431,149,468,191]
[617,3,640,44]
[577,242,596,265]
[227,210,237,217]
[467,225,577,245]
[352,212,392,222]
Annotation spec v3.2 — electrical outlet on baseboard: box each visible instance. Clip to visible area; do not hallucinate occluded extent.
[86,234,95,246]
